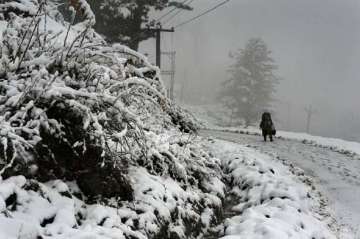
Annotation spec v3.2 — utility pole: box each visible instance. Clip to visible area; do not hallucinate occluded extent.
[161,51,176,100]
[305,105,317,133]
[143,24,175,99]
[156,28,161,67]
[286,102,291,130]
[145,25,174,67]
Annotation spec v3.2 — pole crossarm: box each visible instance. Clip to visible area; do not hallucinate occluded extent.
[144,27,175,32]
[141,26,174,67]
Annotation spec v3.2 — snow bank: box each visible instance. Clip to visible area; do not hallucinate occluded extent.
[0,175,142,239]
[0,1,215,238]
[0,133,226,239]
[206,139,337,239]
[278,130,360,157]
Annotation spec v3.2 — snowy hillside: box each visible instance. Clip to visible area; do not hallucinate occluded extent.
[0,1,353,239]
[0,135,225,239]
[0,1,224,238]
[188,104,360,238]
[206,139,337,239]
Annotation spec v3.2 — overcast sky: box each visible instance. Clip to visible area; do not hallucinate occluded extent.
[140,0,360,141]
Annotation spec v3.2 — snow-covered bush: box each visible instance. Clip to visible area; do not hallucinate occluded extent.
[0,2,225,239]
[0,0,197,200]
[0,136,225,239]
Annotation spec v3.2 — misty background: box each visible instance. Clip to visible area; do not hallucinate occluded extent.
[139,0,360,142]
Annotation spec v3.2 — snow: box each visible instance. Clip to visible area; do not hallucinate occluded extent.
[206,139,338,239]
[74,0,96,26]
[213,126,360,158]
[1,2,357,239]
[185,103,360,236]
[0,2,223,238]
[0,21,7,41]
[0,1,37,16]
[186,104,360,157]
[0,131,227,239]
[203,130,360,238]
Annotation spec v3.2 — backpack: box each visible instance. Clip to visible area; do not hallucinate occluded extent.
[261,112,276,135]
[271,124,276,135]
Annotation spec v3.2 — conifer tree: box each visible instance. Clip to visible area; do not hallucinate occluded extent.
[220,38,279,126]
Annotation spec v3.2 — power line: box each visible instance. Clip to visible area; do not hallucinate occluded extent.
[162,0,196,26]
[155,0,190,23]
[174,0,231,29]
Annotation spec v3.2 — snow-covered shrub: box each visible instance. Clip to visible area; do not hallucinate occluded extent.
[0,2,226,239]
[0,135,225,239]
[0,0,197,201]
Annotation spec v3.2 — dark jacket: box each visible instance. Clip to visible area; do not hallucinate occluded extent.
[260,112,275,134]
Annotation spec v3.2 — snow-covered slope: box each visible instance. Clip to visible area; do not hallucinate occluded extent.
[0,1,222,238]
[0,134,226,239]
[202,130,360,239]
[0,2,353,239]
[205,139,337,239]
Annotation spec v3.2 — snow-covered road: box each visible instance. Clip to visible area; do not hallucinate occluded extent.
[201,130,360,238]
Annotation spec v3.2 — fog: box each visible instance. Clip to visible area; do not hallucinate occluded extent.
[140,0,360,141]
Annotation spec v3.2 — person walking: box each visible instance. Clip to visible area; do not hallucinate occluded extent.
[260,112,276,142]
